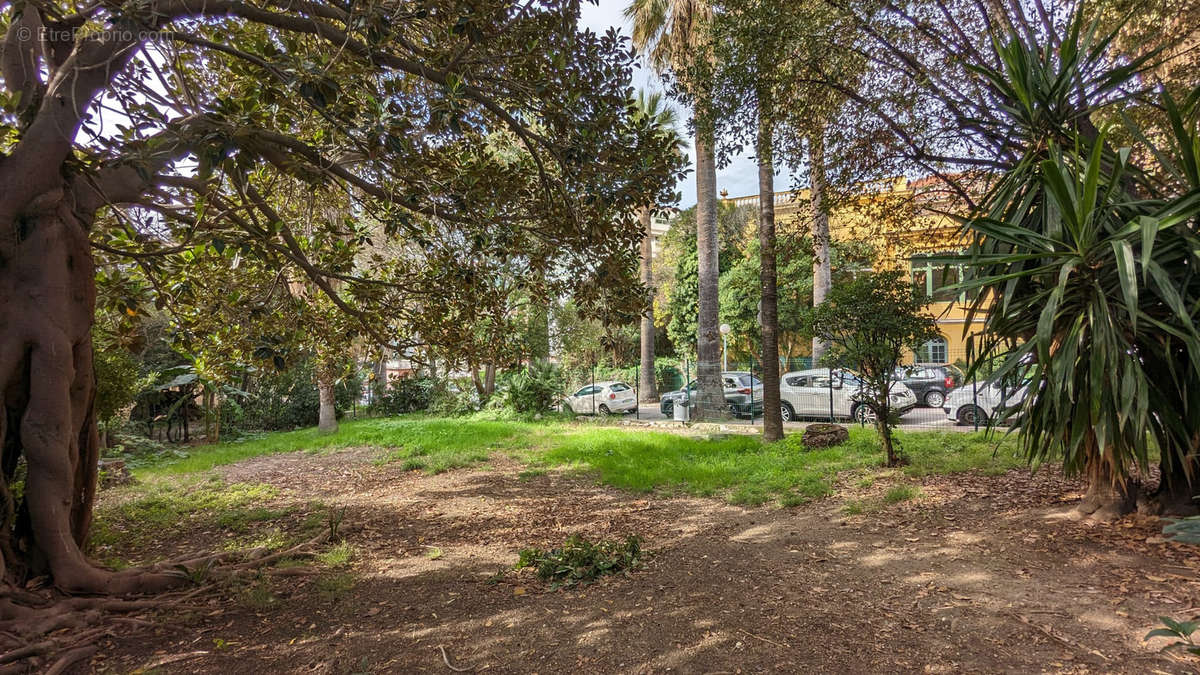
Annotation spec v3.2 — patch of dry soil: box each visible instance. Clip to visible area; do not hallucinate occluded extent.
[92,448,1200,674]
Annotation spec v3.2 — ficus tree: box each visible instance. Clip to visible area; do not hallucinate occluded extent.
[0,0,682,601]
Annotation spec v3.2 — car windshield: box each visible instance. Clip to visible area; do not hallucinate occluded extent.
[736,374,762,388]
[609,383,630,392]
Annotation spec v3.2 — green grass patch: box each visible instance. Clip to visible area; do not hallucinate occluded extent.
[110,418,1027,524]
[883,483,922,503]
[90,479,280,549]
[317,542,354,568]
[841,499,870,515]
[895,430,1023,476]
[137,416,553,477]
[532,427,885,504]
[315,571,356,601]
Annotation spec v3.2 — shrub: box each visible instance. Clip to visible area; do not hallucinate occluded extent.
[373,376,435,415]
[428,379,479,416]
[492,359,564,414]
[237,360,362,431]
[514,534,642,588]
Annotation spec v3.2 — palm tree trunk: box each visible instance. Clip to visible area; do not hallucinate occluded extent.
[694,130,726,420]
[810,129,832,365]
[638,207,659,402]
[757,119,783,441]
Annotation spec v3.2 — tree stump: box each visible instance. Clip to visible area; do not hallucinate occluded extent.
[801,423,849,449]
[98,459,134,488]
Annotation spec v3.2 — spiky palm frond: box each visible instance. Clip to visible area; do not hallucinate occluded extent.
[624,0,711,75]
[633,89,688,155]
[957,9,1200,487]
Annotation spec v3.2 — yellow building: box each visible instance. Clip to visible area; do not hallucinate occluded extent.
[721,176,985,366]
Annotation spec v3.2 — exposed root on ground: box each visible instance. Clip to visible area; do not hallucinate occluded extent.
[0,530,334,671]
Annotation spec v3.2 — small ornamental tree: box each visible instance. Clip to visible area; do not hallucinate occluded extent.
[803,270,938,466]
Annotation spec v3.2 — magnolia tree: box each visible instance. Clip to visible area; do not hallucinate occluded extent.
[0,0,682,601]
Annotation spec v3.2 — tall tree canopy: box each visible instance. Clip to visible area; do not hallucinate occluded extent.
[0,0,682,595]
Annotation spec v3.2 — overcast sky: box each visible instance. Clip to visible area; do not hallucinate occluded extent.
[576,2,765,208]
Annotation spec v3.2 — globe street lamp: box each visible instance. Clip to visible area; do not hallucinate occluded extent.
[719,323,731,371]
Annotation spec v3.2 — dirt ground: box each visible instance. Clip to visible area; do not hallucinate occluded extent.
[90,446,1199,674]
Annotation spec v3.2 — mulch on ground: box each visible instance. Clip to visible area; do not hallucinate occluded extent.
[90,447,1199,674]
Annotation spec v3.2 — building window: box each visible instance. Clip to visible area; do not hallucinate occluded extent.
[917,337,948,365]
[911,254,967,302]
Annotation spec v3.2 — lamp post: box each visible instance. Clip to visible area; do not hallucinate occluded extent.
[719,323,731,371]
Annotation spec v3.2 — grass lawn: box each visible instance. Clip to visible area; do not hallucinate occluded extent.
[111,416,1026,515]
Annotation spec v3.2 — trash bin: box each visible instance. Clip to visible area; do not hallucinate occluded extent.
[673,399,691,422]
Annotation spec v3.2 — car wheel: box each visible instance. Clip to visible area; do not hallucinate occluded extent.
[957,405,986,426]
[780,402,795,422]
[924,390,946,408]
[852,403,876,424]
[598,404,611,416]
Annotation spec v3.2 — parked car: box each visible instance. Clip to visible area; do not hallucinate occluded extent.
[892,364,965,408]
[563,381,637,415]
[659,372,765,419]
[944,378,1028,426]
[778,368,917,423]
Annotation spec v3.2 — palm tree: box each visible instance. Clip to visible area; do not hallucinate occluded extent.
[960,13,1200,519]
[626,0,727,419]
[808,128,831,365]
[632,90,686,402]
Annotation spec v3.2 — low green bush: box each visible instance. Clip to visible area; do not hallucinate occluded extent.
[372,376,435,415]
[514,534,643,588]
[490,359,564,414]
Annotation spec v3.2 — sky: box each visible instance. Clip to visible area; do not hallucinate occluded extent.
[576,2,764,208]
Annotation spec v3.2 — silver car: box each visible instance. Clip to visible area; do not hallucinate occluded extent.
[778,368,917,423]
[945,379,1028,426]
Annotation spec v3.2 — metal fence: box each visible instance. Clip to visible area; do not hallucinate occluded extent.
[568,345,1025,433]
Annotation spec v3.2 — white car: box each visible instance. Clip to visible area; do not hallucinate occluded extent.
[944,379,1028,426]
[563,381,638,415]
[778,368,918,423]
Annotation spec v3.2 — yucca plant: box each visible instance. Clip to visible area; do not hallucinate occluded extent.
[956,11,1200,518]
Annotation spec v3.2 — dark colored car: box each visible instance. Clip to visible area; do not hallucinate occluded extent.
[892,364,964,408]
[660,372,765,419]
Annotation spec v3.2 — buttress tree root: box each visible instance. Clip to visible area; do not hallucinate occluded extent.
[0,198,183,597]
[0,529,335,671]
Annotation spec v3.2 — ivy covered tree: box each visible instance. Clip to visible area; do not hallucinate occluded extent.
[0,0,682,600]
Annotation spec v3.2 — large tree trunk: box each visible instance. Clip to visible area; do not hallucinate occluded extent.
[638,207,658,402]
[694,131,727,420]
[0,192,176,594]
[317,372,338,435]
[809,129,832,365]
[757,120,783,442]
[1148,446,1199,516]
[1075,434,1138,521]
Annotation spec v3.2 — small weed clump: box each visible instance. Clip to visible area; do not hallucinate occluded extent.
[514,535,643,588]
[884,484,922,503]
